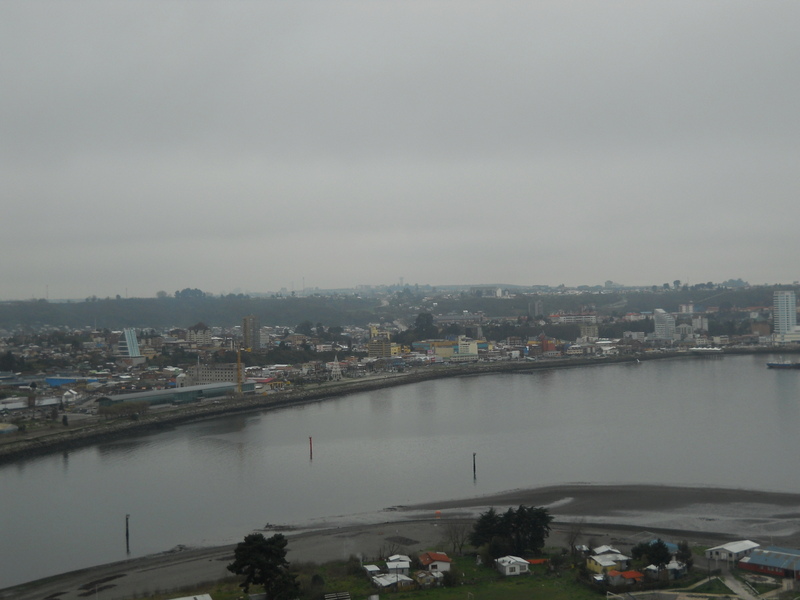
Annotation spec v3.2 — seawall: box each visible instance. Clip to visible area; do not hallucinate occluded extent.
[0,352,684,464]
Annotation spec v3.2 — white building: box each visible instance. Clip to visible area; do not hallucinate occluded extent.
[774,291,797,334]
[550,313,598,324]
[115,328,141,357]
[692,315,709,332]
[773,291,800,344]
[495,555,530,576]
[705,540,760,563]
[386,554,411,575]
[653,309,676,340]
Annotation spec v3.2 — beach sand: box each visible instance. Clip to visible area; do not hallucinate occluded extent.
[5,484,800,600]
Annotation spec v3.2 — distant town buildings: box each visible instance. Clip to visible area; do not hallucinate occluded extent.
[549,312,597,324]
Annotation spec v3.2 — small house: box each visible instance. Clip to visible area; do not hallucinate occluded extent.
[644,560,687,581]
[386,556,410,575]
[608,569,644,586]
[414,570,444,588]
[419,551,452,572]
[706,540,759,563]
[363,564,381,577]
[587,552,631,574]
[372,573,414,590]
[495,555,530,576]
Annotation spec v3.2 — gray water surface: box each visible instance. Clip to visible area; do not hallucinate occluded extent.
[1,354,798,588]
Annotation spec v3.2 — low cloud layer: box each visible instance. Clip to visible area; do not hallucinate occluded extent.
[2,1,798,299]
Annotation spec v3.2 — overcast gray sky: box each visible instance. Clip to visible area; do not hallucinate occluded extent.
[2,1,799,300]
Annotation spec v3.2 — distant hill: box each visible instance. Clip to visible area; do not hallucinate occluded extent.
[0,285,790,331]
[0,296,382,330]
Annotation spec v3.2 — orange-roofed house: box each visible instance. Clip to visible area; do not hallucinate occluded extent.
[418,551,452,572]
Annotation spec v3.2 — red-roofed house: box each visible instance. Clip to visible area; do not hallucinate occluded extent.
[419,551,452,572]
[608,570,644,586]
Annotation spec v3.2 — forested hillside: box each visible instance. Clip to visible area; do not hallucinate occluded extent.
[0,285,791,331]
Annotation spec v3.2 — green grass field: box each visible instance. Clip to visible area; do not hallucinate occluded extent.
[140,556,609,600]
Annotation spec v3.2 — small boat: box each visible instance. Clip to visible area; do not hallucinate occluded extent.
[766,361,800,369]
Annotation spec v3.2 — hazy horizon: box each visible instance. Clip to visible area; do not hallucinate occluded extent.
[3,2,799,300]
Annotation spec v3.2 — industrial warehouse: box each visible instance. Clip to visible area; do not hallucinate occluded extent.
[97,381,256,407]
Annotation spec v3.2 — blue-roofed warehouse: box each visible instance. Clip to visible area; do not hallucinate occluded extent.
[98,382,255,407]
[739,546,800,580]
[46,376,99,388]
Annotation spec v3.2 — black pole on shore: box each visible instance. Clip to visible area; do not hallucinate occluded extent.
[472,452,476,479]
[125,514,130,555]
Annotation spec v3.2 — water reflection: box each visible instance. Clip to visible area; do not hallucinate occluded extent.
[96,437,152,459]
[3,354,800,590]
[188,414,251,436]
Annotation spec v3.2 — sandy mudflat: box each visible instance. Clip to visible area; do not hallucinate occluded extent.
[5,483,800,600]
[401,483,800,544]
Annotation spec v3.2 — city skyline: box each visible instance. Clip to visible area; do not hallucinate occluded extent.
[2,2,799,300]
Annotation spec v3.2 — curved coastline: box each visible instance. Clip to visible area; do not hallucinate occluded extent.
[0,352,683,464]
[4,350,799,599]
[6,482,800,600]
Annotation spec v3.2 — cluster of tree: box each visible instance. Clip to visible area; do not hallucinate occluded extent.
[0,295,380,330]
[630,539,693,570]
[0,284,792,342]
[227,533,299,598]
[208,346,359,369]
[97,401,150,419]
[0,350,25,372]
[174,288,207,299]
[294,321,347,342]
[392,312,442,345]
[469,505,553,557]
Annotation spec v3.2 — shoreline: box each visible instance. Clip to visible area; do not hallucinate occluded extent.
[0,352,683,464]
[2,350,790,598]
[5,481,800,600]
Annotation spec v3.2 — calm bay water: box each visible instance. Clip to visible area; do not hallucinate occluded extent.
[2,354,799,588]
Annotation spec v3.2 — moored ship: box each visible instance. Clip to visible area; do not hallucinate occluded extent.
[766,361,800,369]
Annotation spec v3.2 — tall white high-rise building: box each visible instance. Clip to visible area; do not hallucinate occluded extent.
[773,291,797,335]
